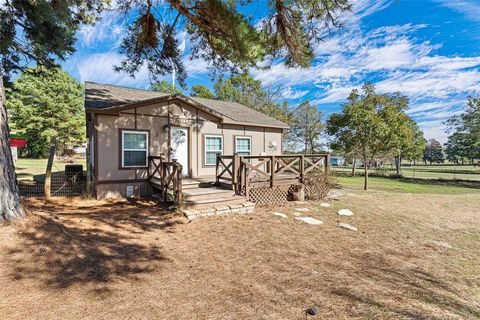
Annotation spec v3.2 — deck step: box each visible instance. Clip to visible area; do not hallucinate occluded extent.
[182,187,235,201]
[182,178,216,190]
[183,195,246,210]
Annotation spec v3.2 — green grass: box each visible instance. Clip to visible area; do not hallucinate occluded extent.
[336,175,480,195]
[15,158,86,181]
[332,164,480,181]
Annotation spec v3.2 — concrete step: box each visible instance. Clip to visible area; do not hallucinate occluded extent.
[183,195,246,210]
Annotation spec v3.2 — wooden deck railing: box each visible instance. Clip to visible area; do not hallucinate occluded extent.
[216,154,330,197]
[148,155,183,206]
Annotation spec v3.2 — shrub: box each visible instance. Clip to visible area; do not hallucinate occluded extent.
[304,170,336,200]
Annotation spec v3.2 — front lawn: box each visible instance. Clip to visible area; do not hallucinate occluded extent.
[0,182,479,319]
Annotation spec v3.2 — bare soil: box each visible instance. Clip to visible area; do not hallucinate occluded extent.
[1,189,479,319]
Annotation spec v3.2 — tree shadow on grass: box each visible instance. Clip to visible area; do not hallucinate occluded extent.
[7,199,183,290]
[331,252,480,319]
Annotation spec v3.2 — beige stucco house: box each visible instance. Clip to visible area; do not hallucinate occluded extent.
[85,82,289,199]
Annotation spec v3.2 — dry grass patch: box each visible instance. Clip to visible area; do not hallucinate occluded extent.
[0,190,479,319]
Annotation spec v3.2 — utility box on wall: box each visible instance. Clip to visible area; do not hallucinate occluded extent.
[126,185,134,197]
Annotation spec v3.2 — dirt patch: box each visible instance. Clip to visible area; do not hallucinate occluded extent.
[1,192,479,319]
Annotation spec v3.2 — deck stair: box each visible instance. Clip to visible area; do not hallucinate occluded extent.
[179,178,254,219]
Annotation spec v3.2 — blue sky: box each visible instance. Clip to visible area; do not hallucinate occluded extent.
[62,0,480,143]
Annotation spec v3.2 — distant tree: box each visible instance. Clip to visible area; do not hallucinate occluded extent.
[7,67,84,200]
[213,72,293,125]
[445,132,470,164]
[445,96,480,164]
[402,128,426,165]
[423,138,444,165]
[152,80,183,95]
[190,85,215,99]
[327,84,415,190]
[290,101,324,153]
[381,93,426,174]
[0,0,105,221]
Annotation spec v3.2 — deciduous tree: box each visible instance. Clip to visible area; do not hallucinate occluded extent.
[423,138,444,165]
[445,96,480,164]
[152,80,183,94]
[327,84,418,190]
[290,101,324,153]
[190,85,215,99]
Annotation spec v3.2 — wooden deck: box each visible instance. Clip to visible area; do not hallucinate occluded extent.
[148,153,330,207]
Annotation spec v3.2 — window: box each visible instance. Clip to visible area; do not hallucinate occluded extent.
[235,137,251,156]
[204,135,223,166]
[122,131,148,168]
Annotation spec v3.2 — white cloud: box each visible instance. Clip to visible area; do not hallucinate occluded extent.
[280,87,309,100]
[435,0,480,22]
[75,52,151,87]
[418,120,449,144]
[78,12,125,48]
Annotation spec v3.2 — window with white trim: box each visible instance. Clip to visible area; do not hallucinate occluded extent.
[204,135,223,166]
[235,136,251,156]
[122,131,148,168]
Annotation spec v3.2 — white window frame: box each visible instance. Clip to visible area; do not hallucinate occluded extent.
[121,130,149,168]
[235,136,252,156]
[204,135,223,166]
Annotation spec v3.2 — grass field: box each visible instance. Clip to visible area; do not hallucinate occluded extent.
[1,177,479,319]
[14,158,86,181]
[336,175,480,194]
[332,163,480,181]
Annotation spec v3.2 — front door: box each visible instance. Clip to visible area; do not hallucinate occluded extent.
[170,127,189,177]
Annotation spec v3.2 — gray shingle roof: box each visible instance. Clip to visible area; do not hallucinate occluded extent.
[85,82,289,128]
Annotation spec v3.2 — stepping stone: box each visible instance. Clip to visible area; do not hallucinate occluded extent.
[295,217,324,225]
[319,202,331,208]
[272,212,288,218]
[338,222,357,231]
[338,209,354,216]
[294,208,311,212]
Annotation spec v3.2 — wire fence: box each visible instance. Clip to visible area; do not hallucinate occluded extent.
[331,163,480,181]
[15,158,88,197]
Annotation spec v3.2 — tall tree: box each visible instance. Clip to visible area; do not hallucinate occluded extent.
[190,84,215,99]
[381,93,425,174]
[213,72,293,125]
[290,101,324,153]
[423,138,444,165]
[152,80,183,94]
[7,67,85,199]
[327,84,412,190]
[445,96,480,164]
[0,0,106,221]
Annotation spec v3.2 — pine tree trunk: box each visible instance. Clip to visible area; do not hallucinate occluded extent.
[0,76,25,222]
[351,158,356,176]
[44,136,57,200]
[363,157,368,190]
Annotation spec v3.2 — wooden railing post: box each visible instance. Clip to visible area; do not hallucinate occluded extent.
[176,162,183,208]
[300,155,305,184]
[270,155,275,187]
[215,155,220,186]
[233,154,240,193]
[325,154,331,175]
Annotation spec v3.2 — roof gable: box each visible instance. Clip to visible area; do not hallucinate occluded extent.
[85,82,289,129]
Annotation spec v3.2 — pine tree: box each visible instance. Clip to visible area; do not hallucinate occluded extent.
[7,67,85,199]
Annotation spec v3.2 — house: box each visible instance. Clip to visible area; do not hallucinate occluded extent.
[330,156,345,166]
[85,82,290,200]
[10,133,27,161]
[85,82,330,216]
